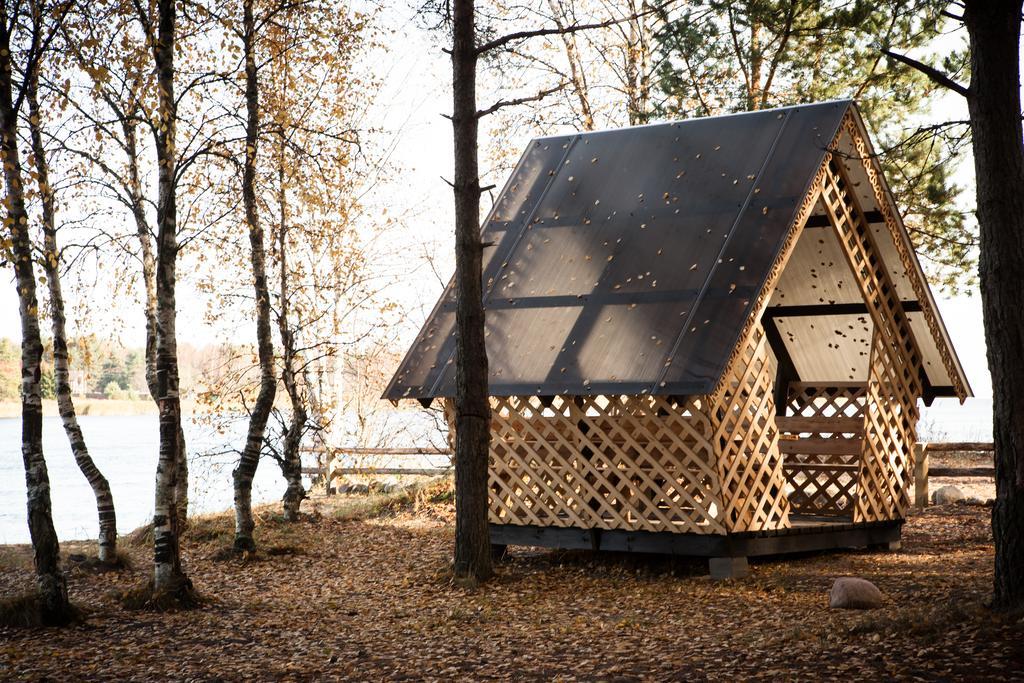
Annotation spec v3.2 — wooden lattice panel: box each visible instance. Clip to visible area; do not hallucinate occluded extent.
[785,383,869,420]
[779,384,867,517]
[478,394,727,534]
[840,115,967,400]
[859,328,918,520]
[709,323,791,532]
[821,157,921,522]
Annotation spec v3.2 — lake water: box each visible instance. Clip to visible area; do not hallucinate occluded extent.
[0,414,291,545]
[0,398,993,545]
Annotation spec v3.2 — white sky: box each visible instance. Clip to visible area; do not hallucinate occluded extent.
[0,5,997,403]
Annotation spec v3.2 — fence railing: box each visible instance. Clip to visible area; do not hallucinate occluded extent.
[914,442,994,509]
[301,442,995,504]
[301,446,452,494]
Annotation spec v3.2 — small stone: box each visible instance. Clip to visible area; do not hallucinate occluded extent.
[933,485,966,505]
[829,577,883,609]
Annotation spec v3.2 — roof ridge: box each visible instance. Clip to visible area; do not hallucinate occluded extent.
[530,100,855,141]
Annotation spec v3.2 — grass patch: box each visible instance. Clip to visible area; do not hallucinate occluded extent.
[331,476,455,522]
[186,515,234,545]
[210,546,251,563]
[127,514,233,549]
[0,592,83,628]
[0,546,31,571]
[117,577,205,612]
[125,522,154,548]
[66,550,133,574]
[265,544,303,557]
[845,601,979,638]
[209,542,304,563]
[0,593,45,627]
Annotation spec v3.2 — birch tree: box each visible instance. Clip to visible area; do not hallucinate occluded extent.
[54,1,195,525]
[261,3,369,520]
[188,1,377,525]
[25,48,118,566]
[541,0,663,128]
[228,0,277,552]
[131,0,191,597]
[0,0,71,623]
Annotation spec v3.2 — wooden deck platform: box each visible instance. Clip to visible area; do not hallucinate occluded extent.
[490,515,901,561]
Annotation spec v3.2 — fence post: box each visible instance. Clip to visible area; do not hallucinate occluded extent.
[914,442,929,509]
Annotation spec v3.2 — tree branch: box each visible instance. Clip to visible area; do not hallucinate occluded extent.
[882,49,969,98]
[475,1,674,56]
[476,82,568,118]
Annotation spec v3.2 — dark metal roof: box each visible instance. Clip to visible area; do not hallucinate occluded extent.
[385,101,862,399]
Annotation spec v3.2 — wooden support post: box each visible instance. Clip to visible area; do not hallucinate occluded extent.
[914,442,929,509]
[708,556,749,580]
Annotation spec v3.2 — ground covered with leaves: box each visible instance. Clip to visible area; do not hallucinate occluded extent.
[0,481,1021,681]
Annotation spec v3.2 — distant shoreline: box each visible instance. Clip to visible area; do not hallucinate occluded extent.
[0,398,203,419]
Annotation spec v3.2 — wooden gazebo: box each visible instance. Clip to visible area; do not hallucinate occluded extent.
[385,101,971,578]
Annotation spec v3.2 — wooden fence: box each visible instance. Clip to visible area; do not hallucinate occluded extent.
[301,446,452,494]
[914,442,995,509]
[300,442,993,507]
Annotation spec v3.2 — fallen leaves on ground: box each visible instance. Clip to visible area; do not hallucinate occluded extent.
[0,487,1021,681]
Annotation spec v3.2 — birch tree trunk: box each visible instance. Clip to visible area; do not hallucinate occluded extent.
[451,0,494,583]
[963,0,1024,611]
[26,68,117,565]
[150,0,189,593]
[233,0,277,551]
[0,6,69,621]
[276,178,306,522]
[124,118,159,398]
[124,115,188,528]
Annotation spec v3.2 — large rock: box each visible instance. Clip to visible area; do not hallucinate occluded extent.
[933,485,966,505]
[829,577,884,609]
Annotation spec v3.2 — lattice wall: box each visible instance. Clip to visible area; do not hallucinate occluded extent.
[778,383,867,517]
[478,394,727,534]
[708,323,791,532]
[822,156,922,522]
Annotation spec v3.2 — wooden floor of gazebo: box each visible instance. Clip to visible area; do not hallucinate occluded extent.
[491,514,902,577]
